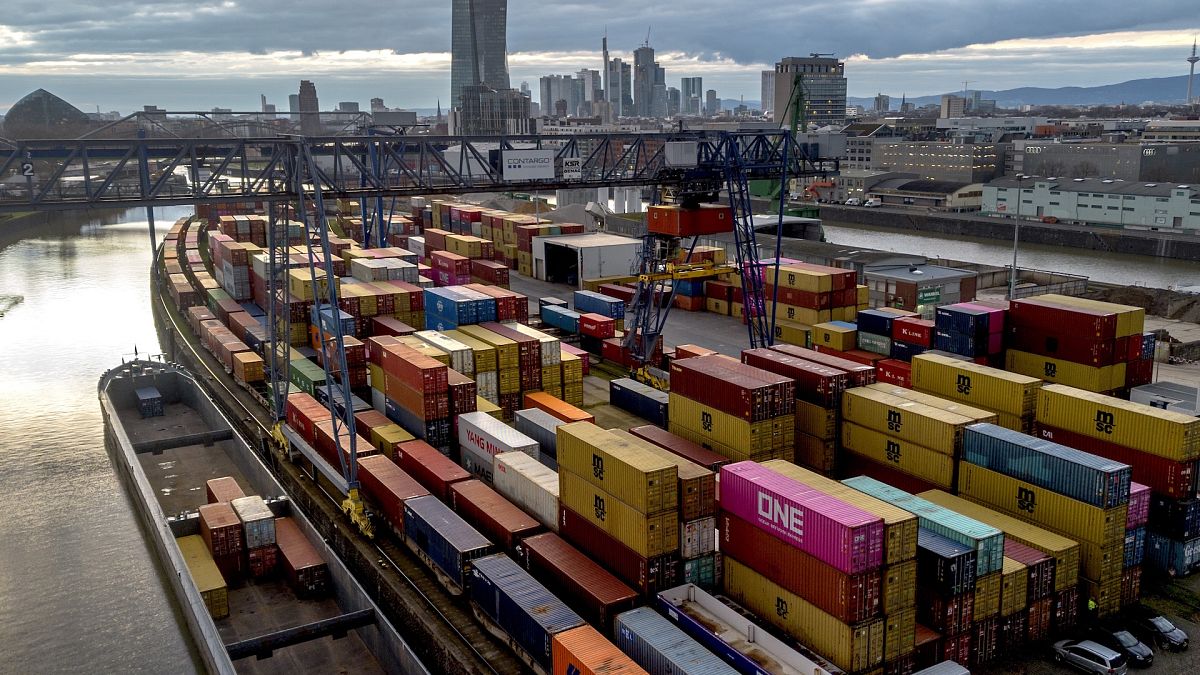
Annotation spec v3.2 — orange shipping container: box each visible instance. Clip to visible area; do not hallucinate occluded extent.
[552,625,647,675]
[524,391,595,424]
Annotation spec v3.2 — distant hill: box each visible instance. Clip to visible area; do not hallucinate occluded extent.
[851,74,1198,109]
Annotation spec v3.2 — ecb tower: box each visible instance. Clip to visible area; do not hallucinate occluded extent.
[451,0,510,105]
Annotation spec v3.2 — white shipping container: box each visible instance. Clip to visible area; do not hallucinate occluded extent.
[457,411,538,460]
[350,258,388,282]
[415,330,475,375]
[476,371,499,403]
[494,451,559,531]
[230,496,276,549]
[384,259,419,282]
[681,517,717,559]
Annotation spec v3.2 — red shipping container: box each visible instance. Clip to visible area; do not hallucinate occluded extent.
[1004,539,1057,602]
[1126,357,1153,388]
[741,347,848,408]
[646,204,734,237]
[761,284,833,310]
[448,479,542,550]
[1000,611,1028,650]
[579,313,616,339]
[942,631,972,666]
[892,317,934,348]
[516,532,639,631]
[1033,423,1196,500]
[628,425,731,473]
[312,420,377,469]
[357,455,430,534]
[602,338,631,366]
[470,259,510,286]
[876,359,913,389]
[1008,324,1117,366]
[1052,586,1079,633]
[423,228,448,250]
[1010,297,1118,340]
[670,354,795,422]
[386,373,450,420]
[394,440,470,502]
[704,281,733,302]
[1121,566,1141,606]
[918,588,974,635]
[275,517,329,598]
[814,345,888,367]
[447,370,478,416]
[769,344,877,387]
[558,505,680,596]
[971,616,1000,667]
[213,551,243,583]
[675,344,717,361]
[380,343,448,394]
[721,511,882,623]
[206,476,246,504]
[199,502,244,557]
[246,545,278,578]
[597,283,636,303]
[1026,596,1052,642]
[353,409,392,442]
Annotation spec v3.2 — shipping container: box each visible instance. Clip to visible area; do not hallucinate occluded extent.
[917,529,978,598]
[916,588,974,635]
[614,607,737,675]
[468,553,584,672]
[274,516,329,598]
[177,535,229,620]
[198,502,243,558]
[1033,423,1196,501]
[1006,349,1126,392]
[403,495,496,590]
[609,430,716,522]
[449,479,542,550]
[494,451,560,531]
[741,348,849,409]
[559,471,679,558]
[720,511,882,623]
[918,491,1078,593]
[516,532,638,632]
[670,355,795,423]
[771,343,877,387]
[723,557,886,673]
[963,423,1132,509]
[558,422,679,515]
[355,455,431,536]
[1128,482,1150,529]
[394,439,471,501]
[514,408,564,464]
[841,422,955,489]
[1038,384,1200,461]
[1145,531,1200,576]
[999,557,1029,617]
[627,425,731,473]
[609,378,669,428]
[558,505,680,596]
[230,496,276,550]
[206,476,247,505]
[813,321,858,352]
[882,558,919,615]
[458,410,539,463]
[842,477,1004,576]
[841,388,974,455]
[1149,494,1200,540]
[884,606,918,663]
[763,459,919,565]
[910,353,1040,420]
[1124,527,1146,569]
[552,625,646,675]
[668,394,792,458]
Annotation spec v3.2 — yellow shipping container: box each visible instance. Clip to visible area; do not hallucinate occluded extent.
[795,433,837,473]
[1036,294,1145,338]
[668,393,793,455]
[724,557,885,673]
[1000,557,1028,617]
[776,265,834,294]
[831,306,856,322]
[1006,349,1126,393]
[866,384,1000,426]
[812,321,858,352]
[883,607,917,662]
[443,329,498,372]
[457,325,518,370]
[1037,384,1200,462]
[764,460,919,565]
[796,399,838,440]
[476,396,503,420]
[841,423,955,489]
[1074,540,1125,586]
[957,462,1127,547]
[910,353,1042,419]
[609,429,716,522]
[397,337,450,364]
[706,298,732,316]
[918,491,1080,592]
[369,363,385,391]
[177,535,229,619]
[667,422,791,463]
[497,367,520,395]
[857,285,869,306]
[882,559,917,614]
[1084,575,1123,617]
[841,387,974,454]
[559,471,678,557]
[557,422,679,515]
[287,268,338,301]
[974,571,1002,620]
[371,424,415,459]
[772,320,812,347]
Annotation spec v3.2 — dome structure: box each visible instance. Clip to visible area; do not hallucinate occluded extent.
[3,89,91,139]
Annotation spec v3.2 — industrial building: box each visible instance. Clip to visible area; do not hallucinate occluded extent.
[863,263,978,315]
[1020,141,1200,184]
[873,140,1004,183]
[982,176,1200,232]
[866,179,984,211]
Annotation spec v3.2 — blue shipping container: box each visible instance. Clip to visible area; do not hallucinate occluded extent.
[675,279,705,297]
[315,385,371,418]
[935,304,992,339]
[917,528,978,597]
[962,424,1132,509]
[1145,531,1200,577]
[385,397,451,450]
[890,339,927,362]
[1149,495,1200,540]
[403,495,496,590]
[312,304,356,337]
[239,301,266,317]
[609,378,669,428]
[933,329,986,358]
[540,305,580,333]
[855,309,899,337]
[615,607,737,675]
[468,554,583,671]
[843,476,1005,576]
[1124,527,1146,568]
[573,290,625,319]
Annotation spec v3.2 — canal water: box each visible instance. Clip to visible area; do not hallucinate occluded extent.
[822,220,1200,289]
[0,207,200,673]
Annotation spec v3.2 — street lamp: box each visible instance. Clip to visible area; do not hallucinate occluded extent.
[1008,174,1025,300]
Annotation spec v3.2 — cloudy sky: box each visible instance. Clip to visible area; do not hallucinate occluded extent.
[1,1,1197,114]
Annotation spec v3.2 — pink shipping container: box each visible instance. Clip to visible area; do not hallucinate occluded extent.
[1127,482,1150,529]
[719,461,885,574]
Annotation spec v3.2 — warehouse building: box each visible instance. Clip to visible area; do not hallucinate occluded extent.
[863,264,978,316]
[531,233,641,286]
[866,178,984,211]
[982,176,1200,232]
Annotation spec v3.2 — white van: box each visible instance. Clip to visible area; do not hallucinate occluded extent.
[844,197,862,206]
[864,198,882,208]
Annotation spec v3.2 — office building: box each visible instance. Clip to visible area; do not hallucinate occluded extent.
[633,44,666,117]
[705,90,719,117]
[771,55,847,127]
[607,58,633,117]
[666,87,681,117]
[450,0,510,106]
[455,85,530,135]
[681,77,703,115]
[939,95,967,119]
[873,93,890,113]
[761,71,776,117]
[337,101,360,113]
[1020,141,1200,184]
[298,80,321,135]
[874,140,1003,182]
[370,98,386,112]
[288,94,300,121]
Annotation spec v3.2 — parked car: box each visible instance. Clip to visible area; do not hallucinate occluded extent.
[1130,609,1188,651]
[863,198,882,208]
[1052,640,1129,675]
[1088,626,1153,668]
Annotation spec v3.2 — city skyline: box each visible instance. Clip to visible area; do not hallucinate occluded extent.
[0,1,1197,113]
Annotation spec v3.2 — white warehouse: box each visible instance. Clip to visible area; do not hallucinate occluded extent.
[982,176,1200,232]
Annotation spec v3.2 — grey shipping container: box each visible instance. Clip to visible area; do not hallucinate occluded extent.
[468,553,584,671]
[403,495,496,590]
[963,423,1132,509]
[514,408,564,462]
[614,607,738,674]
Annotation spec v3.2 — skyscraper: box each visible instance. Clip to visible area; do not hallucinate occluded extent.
[873,93,890,113]
[681,77,703,115]
[450,0,510,106]
[298,80,321,135]
[601,34,610,103]
[771,55,847,128]
[761,71,776,116]
[705,90,719,117]
[633,43,665,117]
[607,59,632,117]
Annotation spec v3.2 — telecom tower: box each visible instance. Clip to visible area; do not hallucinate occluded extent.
[1188,38,1199,108]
